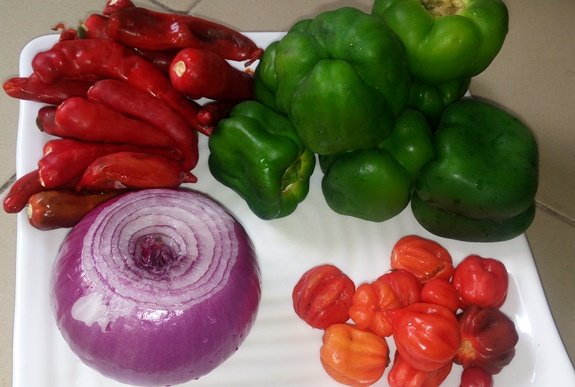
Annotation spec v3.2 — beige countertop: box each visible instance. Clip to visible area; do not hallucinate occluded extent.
[1,1,574,386]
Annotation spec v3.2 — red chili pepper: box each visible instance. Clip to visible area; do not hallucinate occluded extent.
[132,48,176,75]
[81,14,111,39]
[196,100,236,127]
[390,302,461,372]
[292,264,355,329]
[454,306,518,375]
[390,235,455,284]
[3,170,45,213]
[387,350,452,387]
[39,139,180,189]
[26,189,123,230]
[51,23,79,41]
[103,0,135,15]
[30,38,207,135]
[87,79,198,169]
[51,97,178,149]
[3,74,91,104]
[76,151,197,191]
[169,47,254,101]
[452,255,509,309]
[106,6,262,62]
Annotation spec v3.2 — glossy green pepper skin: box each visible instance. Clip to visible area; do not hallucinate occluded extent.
[379,109,435,179]
[322,148,412,222]
[320,109,434,222]
[208,100,316,220]
[413,99,539,242]
[372,0,508,83]
[408,77,471,127]
[254,7,410,155]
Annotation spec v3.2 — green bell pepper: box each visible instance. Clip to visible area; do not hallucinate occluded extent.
[208,100,316,220]
[372,0,509,83]
[413,99,539,242]
[320,109,434,222]
[254,7,411,155]
[408,77,471,127]
[321,148,412,222]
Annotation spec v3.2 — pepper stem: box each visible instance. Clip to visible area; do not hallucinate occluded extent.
[420,0,464,17]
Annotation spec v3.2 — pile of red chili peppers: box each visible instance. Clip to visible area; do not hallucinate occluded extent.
[2,0,262,230]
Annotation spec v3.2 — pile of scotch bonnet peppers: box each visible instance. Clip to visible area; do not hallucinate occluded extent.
[3,0,262,229]
[210,0,539,243]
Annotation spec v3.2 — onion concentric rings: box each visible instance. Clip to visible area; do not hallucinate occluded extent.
[50,188,261,386]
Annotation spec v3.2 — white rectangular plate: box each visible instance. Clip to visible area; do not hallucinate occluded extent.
[13,33,575,387]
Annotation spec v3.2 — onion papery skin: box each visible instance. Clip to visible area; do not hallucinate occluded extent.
[50,188,261,386]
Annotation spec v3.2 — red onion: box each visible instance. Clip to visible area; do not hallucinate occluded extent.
[50,188,261,386]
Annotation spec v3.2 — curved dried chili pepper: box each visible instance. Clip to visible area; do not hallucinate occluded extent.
[3,74,91,105]
[76,151,197,191]
[87,79,198,169]
[31,38,208,135]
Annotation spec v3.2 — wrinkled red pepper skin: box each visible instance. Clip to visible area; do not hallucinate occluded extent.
[455,306,518,375]
[39,139,180,189]
[3,170,45,213]
[292,264,355,329]
[452,255,509,309]
[169,47,254,101]
[87,79,198,169]
[420,278,461,313]
[76,151,197,191]
[52,97,177,149]
[391,302,461,372]
[387,350,452,387]
[26,189,122,230]
[30,38,207,135]
[460,366,494,387]
[3,74,91,104]
[377,270,421,308]
[391,235,454,284]
[107,6,262,62]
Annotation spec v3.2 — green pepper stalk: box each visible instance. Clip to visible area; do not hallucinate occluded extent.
[372,0,509,83]
[254,7,411,155]
[412,99,539,242]
[208,100,316,220]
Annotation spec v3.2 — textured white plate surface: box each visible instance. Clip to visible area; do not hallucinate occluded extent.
[13,33,575,387]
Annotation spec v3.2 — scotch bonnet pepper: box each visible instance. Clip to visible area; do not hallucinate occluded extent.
[254,7,410,155]
[208,100,316,220]
[372,0,509,84]
[412,99,539,242]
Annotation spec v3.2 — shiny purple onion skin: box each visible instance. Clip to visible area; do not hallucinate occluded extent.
[50,188,261,386]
